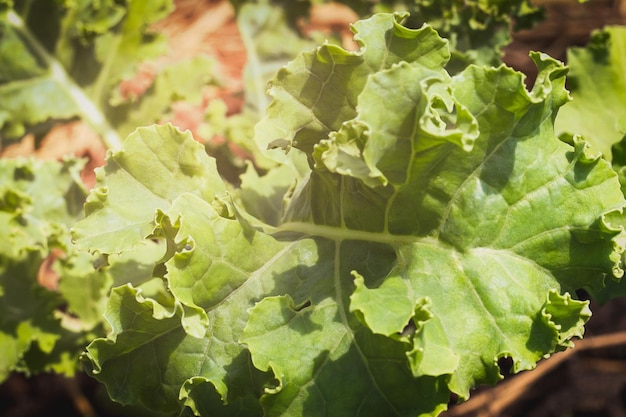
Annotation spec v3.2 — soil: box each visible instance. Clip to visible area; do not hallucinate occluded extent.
[2,1,626,416]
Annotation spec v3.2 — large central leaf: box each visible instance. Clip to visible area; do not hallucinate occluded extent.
[74,13,626,417]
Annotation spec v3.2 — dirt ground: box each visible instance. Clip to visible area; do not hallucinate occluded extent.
[2,1,626,416]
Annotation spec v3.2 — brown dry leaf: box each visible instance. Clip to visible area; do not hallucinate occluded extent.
[300,2,359,50]
[147,0,246,145]
[1,121,106,189]
[1,134,38,157]
[116,62,158,102]
[156,0,245,83]
[37,248,65,291]
[168,100,209,141]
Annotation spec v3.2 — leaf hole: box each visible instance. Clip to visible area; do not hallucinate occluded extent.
[264,377,282,394]
[295,299,312,312]
[399,320,417,338]
[498,356,514,378]
[575,289,591,301]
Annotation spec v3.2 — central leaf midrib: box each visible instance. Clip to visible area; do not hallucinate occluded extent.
[278,221,420,245]
[332,240,402,416]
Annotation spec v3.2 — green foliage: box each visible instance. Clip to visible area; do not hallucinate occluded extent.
[234,0,545,73]
[2,1,626,416]
[0,0,218,147]
[0,157,87,379]
[0,156,168,380]
[367,0,545,70]
[0,0,218,384]
[553,27,626,305]
[73,14,626,416]
[556,26,626,161]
